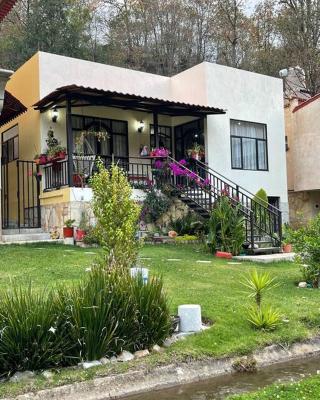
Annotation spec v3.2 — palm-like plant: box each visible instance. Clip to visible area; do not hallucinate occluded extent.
[242,269,278,307]
[247,304,281,331]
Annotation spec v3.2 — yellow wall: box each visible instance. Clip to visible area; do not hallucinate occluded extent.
[0,53,41,226]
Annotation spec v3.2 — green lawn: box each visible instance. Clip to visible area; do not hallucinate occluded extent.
[229,374,320,399]
[0,242,319,360]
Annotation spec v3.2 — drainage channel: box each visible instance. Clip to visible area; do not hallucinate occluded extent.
[124,355,320,400]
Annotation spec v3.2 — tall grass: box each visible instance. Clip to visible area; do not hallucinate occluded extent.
[0,269,171,376]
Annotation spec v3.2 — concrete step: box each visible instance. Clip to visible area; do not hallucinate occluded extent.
[1,232,51,243]
[2,228,43,235]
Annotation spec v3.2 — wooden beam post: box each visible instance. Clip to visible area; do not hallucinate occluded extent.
[153,112,159,148]
[66,97,73,187]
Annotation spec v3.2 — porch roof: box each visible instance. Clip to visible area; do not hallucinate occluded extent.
[33,85,226,117]
[0,91,27,127]
[0,0,17,22]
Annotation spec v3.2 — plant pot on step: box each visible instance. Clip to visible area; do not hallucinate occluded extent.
[75,228,86,242]
[216,251,233,259]
[282,243,292,253]
[63,227,74,238]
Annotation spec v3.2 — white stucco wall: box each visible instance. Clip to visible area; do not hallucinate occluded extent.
[172,62,288,215]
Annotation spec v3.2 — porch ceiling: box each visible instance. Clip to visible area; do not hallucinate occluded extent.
[33,85,226,117]
[0,91,27,127]
[0,0,17,22]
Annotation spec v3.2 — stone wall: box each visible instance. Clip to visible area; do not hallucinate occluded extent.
[288,190,320,228]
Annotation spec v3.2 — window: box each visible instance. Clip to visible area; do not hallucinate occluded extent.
[230,120,268,171]
[71,115,128,159]
[150,124,172,152]
[1,125,19,164]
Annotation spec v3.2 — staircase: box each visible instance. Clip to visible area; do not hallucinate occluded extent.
[1,228,55,244]
[162,156,282,254]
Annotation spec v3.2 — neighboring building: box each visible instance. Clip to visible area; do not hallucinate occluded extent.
[0,52,288,250]
[285,92,320,226]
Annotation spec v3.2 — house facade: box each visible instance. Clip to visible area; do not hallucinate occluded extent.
[285,94,320,226]
[0,52,288,248]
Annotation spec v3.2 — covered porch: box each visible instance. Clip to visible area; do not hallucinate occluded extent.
[34,85,225,192]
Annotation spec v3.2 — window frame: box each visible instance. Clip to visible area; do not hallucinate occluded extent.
[1,124,19,165]
[150,124,173,152]
[71,114,129,159]
[230,119,269,172]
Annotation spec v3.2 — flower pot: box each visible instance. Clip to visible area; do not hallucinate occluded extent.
[73,174,84,187]
[63,227,74,238]
[39,155,48,165]
[282,243,292,253]
[216,251,233,259]
[76,228,86,242]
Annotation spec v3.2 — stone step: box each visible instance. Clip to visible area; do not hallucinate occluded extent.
[2,228,43,235]
[1,232,51,243]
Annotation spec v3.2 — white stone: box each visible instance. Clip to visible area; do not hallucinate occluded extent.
[110,356,117,363]
[117,350,135,362]
[85,267,92,272]
[64,237,74,246]
[99,357,111,365]
[298,282,308,288]
[10,371,35,382]
[81,360,102,369]
[152,344,163,353]
[178,304,202,333]
[134,349,150,359]
[130,267,149,284]
[42,370,54,379]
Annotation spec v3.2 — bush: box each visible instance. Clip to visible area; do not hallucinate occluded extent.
[0,287,75,377]
[141,187,171,223]
[208,195,245,255]
[247,305,281,331]
[90,162,141,269]
[0,270,171,374]
[290,214,320,287]
[169,212,207,236]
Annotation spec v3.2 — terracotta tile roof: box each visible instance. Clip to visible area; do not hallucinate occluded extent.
[0,90,27,127]
[292,93,320,113]
[0,0,17,22]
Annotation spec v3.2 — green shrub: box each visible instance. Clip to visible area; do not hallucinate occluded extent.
[0,287,75,377]
[242,269,278,307]
[141,187,171,223]
[174,234,198,242]
[90,162,141,269]
[208,195,245,255]
[247,305,281,331]
[132,275,171,350]
[290,214,320,287]
[0,269,171,373]
[169,212,207,236]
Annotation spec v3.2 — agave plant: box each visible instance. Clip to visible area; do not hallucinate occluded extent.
[247,305,281,331]
[242,269,279,307]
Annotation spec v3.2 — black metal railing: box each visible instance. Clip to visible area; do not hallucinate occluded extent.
[43,155,154,191]
[163,156,282,249]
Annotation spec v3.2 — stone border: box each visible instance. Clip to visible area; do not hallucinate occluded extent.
[5,336,320,400]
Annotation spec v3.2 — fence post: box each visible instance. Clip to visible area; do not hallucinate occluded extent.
[278,210,282,247]
[250,210,255,251]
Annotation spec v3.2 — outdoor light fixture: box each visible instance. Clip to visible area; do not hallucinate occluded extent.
[51,107,59,123]
[137,120,145,133]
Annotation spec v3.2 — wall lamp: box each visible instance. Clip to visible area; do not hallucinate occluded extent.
[51,107,59,123]
[137,120,145,133]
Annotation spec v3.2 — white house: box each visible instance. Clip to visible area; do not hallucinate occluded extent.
[0,52,287,249]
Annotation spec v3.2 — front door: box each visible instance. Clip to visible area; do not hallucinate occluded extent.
[174,119,204,161]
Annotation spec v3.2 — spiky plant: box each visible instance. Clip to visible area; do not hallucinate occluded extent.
[242,269,278,307]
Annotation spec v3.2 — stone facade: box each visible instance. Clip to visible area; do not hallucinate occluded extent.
[288,191,320,228]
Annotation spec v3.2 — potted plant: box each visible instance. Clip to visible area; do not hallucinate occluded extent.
[282,224,292,253]
[63,219,75,238]
[188,143,205,160]
[76,211,89,241]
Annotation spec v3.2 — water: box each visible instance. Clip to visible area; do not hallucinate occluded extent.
[124,356,320,400]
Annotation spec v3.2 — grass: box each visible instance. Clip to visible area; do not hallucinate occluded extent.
[229,374,320,399]
[0,242,319,398]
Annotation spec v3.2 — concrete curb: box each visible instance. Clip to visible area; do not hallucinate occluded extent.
[5,336,320,400]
